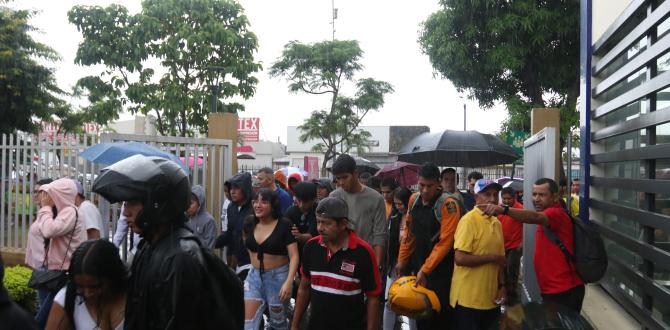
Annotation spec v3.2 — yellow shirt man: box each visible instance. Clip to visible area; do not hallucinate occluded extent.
[450,208,505,310]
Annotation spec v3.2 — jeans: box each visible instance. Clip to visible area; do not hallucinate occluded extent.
[35,289,55,330]
[453,304,500,330]
[504,247,522,305]
[542,284,586,313]
[383,275,417,330]
[244,264,290,330]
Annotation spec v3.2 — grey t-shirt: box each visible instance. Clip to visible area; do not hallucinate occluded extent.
[330,186,388,247]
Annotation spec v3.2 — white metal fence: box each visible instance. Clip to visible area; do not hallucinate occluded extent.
[0,132,232,256]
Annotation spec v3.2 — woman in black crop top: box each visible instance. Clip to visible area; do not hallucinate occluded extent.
[242,188,298,330]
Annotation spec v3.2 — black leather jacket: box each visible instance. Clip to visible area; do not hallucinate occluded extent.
[125,224,208,330]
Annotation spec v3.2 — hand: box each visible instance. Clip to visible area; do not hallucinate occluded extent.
[394,262,406,278]
[41,193,54,207]
[414,270,428,288]
[279,280,293,302]
[476,203,503,216]
[490,254,507,267]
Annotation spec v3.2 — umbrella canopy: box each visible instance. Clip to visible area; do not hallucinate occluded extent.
[397,130,519,167]
[328,156,380,174]
[375,161,421,187]
[281,166,309,179]
[80,141,186,170]
[354,156,380,174]
[497,177,524,192]
[180,156,204,169]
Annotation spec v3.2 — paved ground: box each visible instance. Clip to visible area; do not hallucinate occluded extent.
[582,284,640,330]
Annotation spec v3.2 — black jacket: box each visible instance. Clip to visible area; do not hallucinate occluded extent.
[125,224,210,330]
[214,172,254,267]
[0,265,36,330]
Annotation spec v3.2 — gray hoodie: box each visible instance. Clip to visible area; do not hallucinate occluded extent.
[186,185,217,250]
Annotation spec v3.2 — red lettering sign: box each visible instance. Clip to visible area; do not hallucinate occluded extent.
[237,117,260,142]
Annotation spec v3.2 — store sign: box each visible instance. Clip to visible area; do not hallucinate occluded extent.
[237,117,260,142]
[304,156,319,179]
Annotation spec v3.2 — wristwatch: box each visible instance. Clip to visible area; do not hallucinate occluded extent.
[502,205,510,215]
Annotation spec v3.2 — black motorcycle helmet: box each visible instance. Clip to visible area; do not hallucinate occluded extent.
[92,154,190,232]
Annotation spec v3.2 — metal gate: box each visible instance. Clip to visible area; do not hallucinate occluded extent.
[0,131,232,257]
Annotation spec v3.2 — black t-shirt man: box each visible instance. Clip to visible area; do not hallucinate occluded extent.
[301,230,382,330]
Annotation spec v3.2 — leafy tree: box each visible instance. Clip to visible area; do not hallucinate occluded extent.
[419,0,579,145]
[0,2,70,135]
[68,0,261,136]
[270,40,394,173]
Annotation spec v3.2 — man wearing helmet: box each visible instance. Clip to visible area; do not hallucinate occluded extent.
[93,155,241,329]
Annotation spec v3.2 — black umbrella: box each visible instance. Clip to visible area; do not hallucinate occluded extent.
[354,156,380,174]
[397,130,519,167]
[327,156,380,174]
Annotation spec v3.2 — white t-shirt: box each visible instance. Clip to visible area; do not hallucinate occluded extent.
[54,287,124,330]
[79,201,104,237]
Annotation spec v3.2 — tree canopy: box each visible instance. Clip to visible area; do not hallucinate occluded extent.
[68,0,261,136]
[0,2,70,135]
[270,40,394,173]
[419,0,579,141]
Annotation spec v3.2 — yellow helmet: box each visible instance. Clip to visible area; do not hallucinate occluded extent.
[388,276,441,320]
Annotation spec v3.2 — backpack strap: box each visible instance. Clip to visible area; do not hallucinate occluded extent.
[64,281,77,327]
[541,224,576,264]
[408,192,420,214]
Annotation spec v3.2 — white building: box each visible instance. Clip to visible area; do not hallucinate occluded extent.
[286,125,429,169]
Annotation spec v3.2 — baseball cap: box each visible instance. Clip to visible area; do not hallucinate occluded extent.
[72,179,85,197]
[316,197,349,220]
[473,179,502,194]
[312,179,333,192]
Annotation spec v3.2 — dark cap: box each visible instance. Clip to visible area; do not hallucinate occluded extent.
[316,197,349,220]
[312,179,333,192]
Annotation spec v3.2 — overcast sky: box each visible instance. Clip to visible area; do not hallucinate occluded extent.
[17,0,507,143]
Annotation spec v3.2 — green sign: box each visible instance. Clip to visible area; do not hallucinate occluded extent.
[505,130,529,159]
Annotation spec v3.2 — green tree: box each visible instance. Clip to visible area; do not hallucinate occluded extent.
[68,0,261,136]
[419,0,579,144]
[270,40,394,173]
[0,2,71,135]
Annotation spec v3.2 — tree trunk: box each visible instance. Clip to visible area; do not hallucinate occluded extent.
[321,147,333,178]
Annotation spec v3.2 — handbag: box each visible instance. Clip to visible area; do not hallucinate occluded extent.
[28,208,78,291]
[27,268,67,291]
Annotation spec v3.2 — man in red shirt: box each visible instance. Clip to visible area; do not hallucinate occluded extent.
[477,178,584,312]
[498,187,524,304]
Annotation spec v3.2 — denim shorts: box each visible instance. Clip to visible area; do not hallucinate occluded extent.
[244,264,290,330]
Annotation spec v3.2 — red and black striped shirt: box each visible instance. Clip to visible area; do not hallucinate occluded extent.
[301,230,381,330]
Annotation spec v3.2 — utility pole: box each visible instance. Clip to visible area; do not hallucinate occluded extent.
[331,0,337,41]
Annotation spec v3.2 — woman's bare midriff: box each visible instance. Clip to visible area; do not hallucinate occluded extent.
[249,251,289,271]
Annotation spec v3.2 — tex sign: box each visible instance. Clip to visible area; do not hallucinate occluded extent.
[238,117,260,142]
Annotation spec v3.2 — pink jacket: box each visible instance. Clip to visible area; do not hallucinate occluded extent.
[38,178,86,270]
[25,206,52,269]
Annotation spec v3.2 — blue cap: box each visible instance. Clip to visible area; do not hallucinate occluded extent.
[474,179,502,194]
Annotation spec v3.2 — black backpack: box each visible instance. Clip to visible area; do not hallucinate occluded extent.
[541,211,608,283]
[200,248,245,330]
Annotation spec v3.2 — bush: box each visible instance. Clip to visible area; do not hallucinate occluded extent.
[3,265,36,313]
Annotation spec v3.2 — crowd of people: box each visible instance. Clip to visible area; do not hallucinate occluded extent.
[0,152,588,330]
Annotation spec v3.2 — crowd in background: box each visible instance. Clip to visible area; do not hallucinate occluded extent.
[0,152,586,330]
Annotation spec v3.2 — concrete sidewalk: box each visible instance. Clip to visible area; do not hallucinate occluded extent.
[582,284,640,330]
